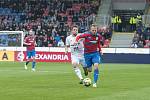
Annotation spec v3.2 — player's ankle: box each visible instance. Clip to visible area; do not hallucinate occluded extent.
[93,83,97,88]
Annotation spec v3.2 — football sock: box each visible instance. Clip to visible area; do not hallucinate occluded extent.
[74,67,83,80]
[26,61,29,65]
[83,67,88,76]
[32,61,36,69]
[94,68,99,83]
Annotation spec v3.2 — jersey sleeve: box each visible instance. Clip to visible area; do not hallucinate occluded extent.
[24,37,28,44]
[97,35,102,52]
[76,33,89,42]
[65,36,70,46]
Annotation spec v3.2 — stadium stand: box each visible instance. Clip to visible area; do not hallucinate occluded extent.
[0,0,149,48]
[131,25,150,48]
[0,0,103,47]
[129,0,150,48]
[109,0,150,48]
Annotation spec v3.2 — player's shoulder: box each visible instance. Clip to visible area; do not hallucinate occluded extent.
[66,35,73,41]
[97,33,103,39]
[97,33,101,37]
[80,32,91,36]
[83,31,91,34]
[66,35,72,39]
[76,33,82,36]
[24,36,29,40]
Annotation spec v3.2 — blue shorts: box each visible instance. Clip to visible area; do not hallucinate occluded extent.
[27,50,36,59]
[84,52,101,68]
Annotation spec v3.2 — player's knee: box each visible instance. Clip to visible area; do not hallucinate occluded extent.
[32,57,36,61]
[94,63,99,68]
[72,62,78,65]
[26,58,30,61]
[72,63,78,68]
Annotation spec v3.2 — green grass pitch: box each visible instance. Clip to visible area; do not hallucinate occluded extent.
[0,62,150,100]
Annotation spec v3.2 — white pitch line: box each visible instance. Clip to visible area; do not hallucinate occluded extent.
[0,70,71,74]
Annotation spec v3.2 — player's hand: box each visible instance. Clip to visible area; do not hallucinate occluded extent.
[74,41,79,46]
[100,51,103,55]
[99,51,104,63]
[65,50,68,55]
[97,48,103,55]
[35,43,37,46]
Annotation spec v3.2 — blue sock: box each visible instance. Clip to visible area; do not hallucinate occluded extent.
[32,62,36,69]
[94,68,99,83]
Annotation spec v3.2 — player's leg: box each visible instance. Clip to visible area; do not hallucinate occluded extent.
[92,52,101,87]
[25,51,31,70]
[84,53,92,78]
[79,56,88,77]
[71,55,83,84]
[31,50,36,71]
[93,63,99,87]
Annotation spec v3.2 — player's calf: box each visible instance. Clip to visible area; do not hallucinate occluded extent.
[24,60,30,70]
[93,64,99,88]
[24,63,28,70]
[83,67,88,76]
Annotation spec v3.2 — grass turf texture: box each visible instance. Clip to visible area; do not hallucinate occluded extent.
[0,62,150,100]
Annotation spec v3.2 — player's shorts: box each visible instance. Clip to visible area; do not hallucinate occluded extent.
[27,50,36,59]
[84,51,101,68]
[71,54,87,67]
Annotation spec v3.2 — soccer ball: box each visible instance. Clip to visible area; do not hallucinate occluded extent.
[83,78,92,87]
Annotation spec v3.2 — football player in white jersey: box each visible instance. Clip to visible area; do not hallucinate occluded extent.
[65,25,86,84]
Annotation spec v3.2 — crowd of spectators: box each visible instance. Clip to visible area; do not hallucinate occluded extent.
[0,0,149,48]
[98,27,112,47]
[0,0,102,47]
[131,24,150,48]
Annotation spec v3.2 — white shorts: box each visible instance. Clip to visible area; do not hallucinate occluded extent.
[71,54,86,67]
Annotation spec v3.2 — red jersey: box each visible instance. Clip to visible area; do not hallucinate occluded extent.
[76,32,102,54]
[24,36,35,51]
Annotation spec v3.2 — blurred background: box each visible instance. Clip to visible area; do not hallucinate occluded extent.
[0,0,149,48]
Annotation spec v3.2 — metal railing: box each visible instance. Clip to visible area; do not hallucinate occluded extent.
[95,15,111,27]
[94,0,112,27]
[142,15,150,26]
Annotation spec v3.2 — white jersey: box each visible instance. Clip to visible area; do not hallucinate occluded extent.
[66,34,84,57]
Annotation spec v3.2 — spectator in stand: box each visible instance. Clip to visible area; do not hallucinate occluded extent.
[54,33,61,46]
[48,36,54,47]
[42,34,48,47]
[57,38,65,47]
[131,33,139,48]
[137,40,144,48]
[144,40,150,48]
[131,42,138,48]
[144,27,150,40]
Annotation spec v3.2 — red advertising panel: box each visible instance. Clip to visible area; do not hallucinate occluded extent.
[15,51,71,62]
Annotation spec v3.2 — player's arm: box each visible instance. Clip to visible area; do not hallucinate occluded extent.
[23,37,31,46]
[98,42,103,55]
[76,34,85,42]
[65,45,70,54]
[34,36,37,46]
[97,36,103,55]
[65,37,70,54]
[76,33,89,42]
[34,40,37,46]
